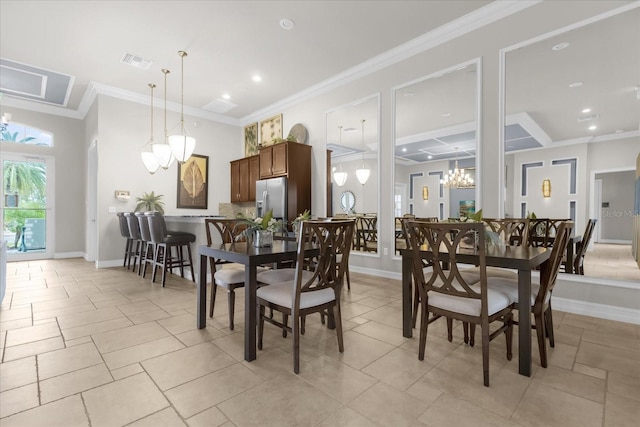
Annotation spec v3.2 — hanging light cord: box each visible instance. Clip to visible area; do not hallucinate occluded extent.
[178,51,187,160]
[148,83,155,143]
[162,69,170,141]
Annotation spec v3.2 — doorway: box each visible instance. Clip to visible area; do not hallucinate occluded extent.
[1,152,55,261]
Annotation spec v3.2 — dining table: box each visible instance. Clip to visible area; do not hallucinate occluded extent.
[197,238,316,362]
[401,244,550,377]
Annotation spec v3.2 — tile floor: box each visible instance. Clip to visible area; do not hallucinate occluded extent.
[1,258,639,426]
[584,243,640,282]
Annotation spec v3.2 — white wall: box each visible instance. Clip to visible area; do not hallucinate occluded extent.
[596,170,635,242]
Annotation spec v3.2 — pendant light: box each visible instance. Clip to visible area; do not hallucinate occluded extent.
[355,119,370,185]
[332,125,347,186]
[153,69,175,169]
[141,83,160,174]
[168,51,196,163]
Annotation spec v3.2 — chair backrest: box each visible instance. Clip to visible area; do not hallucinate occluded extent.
[292,219,355,309]
[204,219,249,245]
[124,212,141,240]
[117,212,131,239]
[406,221,487,309]
[483,218,529,246]
[574,219,596,272]
[537,221,574,306]
[135,212,152,242]
[145,211,167,243]
[528,218,550,247]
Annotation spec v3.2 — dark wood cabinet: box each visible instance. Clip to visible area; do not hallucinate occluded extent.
[230,155,260,202]
[259,142,292,178]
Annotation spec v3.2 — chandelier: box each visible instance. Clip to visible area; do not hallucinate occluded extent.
[355,119,370,185]
[332,125,347,186]
[168,51,196,163]
[440,147,474,188]
[141,83,160,174]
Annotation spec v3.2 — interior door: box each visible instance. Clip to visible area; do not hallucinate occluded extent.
[1,152,55,261]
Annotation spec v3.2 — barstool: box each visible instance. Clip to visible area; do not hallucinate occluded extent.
[116,212,134,269]
[124,212,144,273]
[135,212,155,278]
[145,211,195,287]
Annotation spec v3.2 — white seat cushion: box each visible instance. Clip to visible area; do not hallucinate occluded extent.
[488,277,550,306]
[214,265,269,288]
[459,266,518,281]
[256,268,315,285]
[427,282,512,317]
[256,282,335,309]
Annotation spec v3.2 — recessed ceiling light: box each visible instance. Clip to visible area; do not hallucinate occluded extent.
[252,75,262,82]
[552,42,570,51]
[581,108,591,113]
[428,155,433,159]
[615,129,624,133]
[402,148,407,152]
[279,18,295,30]
[222,93,230,100]
[588,125,597,131]
[569,81,583,88]
[441,112,452,117]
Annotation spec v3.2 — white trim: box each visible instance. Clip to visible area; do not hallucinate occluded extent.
[56,251,84,259]
[560,272,639,290]
[599,239,632,245]
[552,297,640,326]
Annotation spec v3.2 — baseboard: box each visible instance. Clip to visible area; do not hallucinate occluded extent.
[349,265,402,280]
[597,239,632,244]
[54,251,85,259]
[546,297,640,325]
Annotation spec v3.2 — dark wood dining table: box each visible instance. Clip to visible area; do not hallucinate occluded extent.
[197,239,316,362]
[401,244,550,377]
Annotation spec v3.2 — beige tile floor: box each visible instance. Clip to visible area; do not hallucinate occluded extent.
[583,243,640,282]
[1,258,639,426]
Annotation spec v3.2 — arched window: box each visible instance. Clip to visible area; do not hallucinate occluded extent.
[1,122,53,147]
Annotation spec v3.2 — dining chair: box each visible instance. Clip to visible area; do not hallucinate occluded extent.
[483,218,530,246]
[406,220,515,386]
[145,212,196,287]
[482,221,573,368]
[204,218,269,330]
[572,219,596,275]
[123,212,144,274]
[116,212,134,269]
[356,216,377,252]
[134,212,155,279]
[256,219,355,374]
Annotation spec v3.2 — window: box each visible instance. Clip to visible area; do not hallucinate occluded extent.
[1,122,53,147]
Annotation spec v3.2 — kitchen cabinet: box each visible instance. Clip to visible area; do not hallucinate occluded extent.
[259,141,312,225]
[230,155,260,202]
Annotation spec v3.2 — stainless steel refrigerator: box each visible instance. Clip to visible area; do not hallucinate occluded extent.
[255,177,288,222]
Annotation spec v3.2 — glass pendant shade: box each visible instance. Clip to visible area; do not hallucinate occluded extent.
[333,170,348,186]
[153,143,174,169]
[168,50,196,163]
[356,166,370,185]
[169,133,196,163]
[141,150,159,174]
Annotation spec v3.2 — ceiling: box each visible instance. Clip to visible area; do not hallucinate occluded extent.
[0,0,490,122]
[1,1,638,163]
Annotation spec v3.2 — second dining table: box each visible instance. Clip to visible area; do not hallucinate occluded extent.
[197,238,317,362]
[401,244,550,377]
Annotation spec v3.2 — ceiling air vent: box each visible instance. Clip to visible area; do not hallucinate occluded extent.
[120,53,152,70]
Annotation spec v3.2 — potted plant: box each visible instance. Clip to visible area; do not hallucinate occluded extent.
[292,209,311,237]
[135,191,165,214]
[236,209,283,247]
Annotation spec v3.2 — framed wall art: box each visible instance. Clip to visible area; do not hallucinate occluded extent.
[177,154,208,209]
[244,122,259,156]
[259,113,282,146]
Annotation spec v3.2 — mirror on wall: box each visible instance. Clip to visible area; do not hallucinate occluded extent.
[326,94,379,253]
[393,60,480,253]
[503,7,640,282]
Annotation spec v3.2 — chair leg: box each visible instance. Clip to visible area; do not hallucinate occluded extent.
[334,303,344,353]
[446,318,453,342]
[228,289,235,331]
[161,245,168,287]
[346,268,351,291]
[186,243,195,282]
[177,245,185,278]
[257,304,265,350]
[482,322,490,387]
[418,298,429,361]
[124,239,131,268]
[505,313,513,361]
[469,324,476,347]
[534,311,548,368]
[463,321,469,344]
[293,314,300,374]
[545,306,555,348]
[412,283,420,328]
[282,314,288,338]
[151,245,161,283]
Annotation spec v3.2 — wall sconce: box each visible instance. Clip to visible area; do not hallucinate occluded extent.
[542,179,552,198]
[422,186,429,200]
